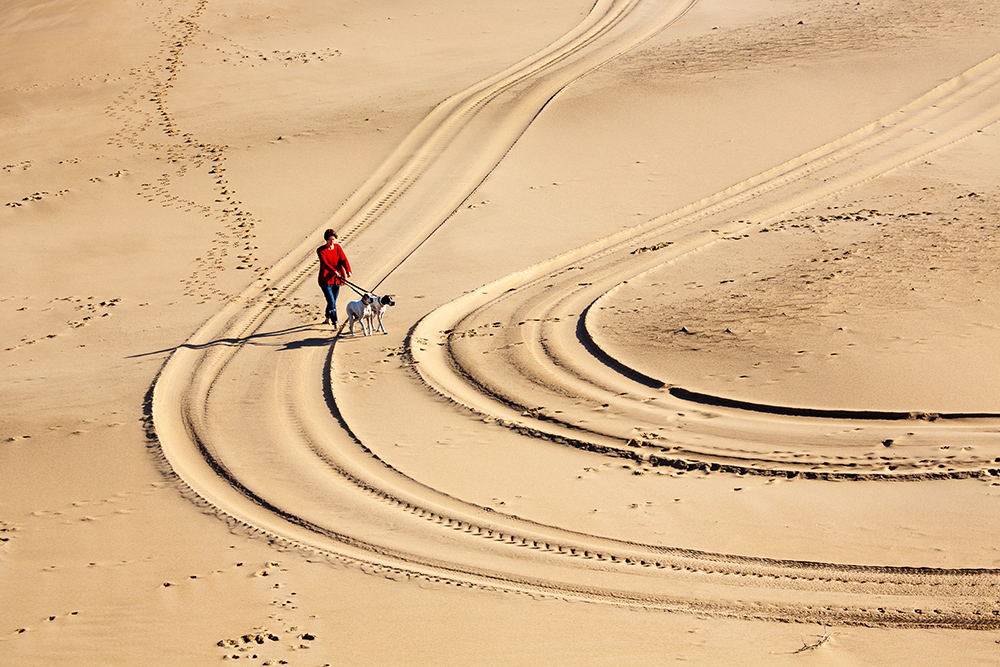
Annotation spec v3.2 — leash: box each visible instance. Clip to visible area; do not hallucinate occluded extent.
[342,278,372,296]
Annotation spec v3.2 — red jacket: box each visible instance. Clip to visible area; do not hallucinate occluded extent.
[317,243,350,286]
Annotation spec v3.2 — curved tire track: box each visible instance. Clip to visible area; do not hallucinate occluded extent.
[413,52,1000,481]
[151,0,1000,629]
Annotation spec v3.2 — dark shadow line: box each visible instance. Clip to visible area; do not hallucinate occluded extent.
[127,324,325,358]
[668,386,1000,421]
[576,304,666,389]
[575,304,998,422]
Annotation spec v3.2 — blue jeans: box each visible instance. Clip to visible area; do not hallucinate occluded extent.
[321,283,340,322]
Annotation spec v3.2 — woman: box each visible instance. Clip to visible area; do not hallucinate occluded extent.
[317,229,351,325]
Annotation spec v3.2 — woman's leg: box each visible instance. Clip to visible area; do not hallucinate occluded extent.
[329,284,340,324]
[321,284,337,323]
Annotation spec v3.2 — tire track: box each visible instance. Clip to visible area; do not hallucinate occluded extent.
[184,322,1000,630]
[412,52,1000,481]
[150,0,1000,629]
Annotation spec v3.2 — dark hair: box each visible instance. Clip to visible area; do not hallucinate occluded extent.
[324,229,337,241]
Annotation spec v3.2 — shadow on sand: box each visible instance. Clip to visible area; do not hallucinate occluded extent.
[128,323,343,358]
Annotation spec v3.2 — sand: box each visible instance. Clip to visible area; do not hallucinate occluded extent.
[3,0,1000,664]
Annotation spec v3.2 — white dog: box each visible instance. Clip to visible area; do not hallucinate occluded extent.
[344,292,395,336]
[345,293,375,336]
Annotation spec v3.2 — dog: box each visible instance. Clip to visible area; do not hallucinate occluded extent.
[344,292,395,336]
[370,294,395,334]
[345,293,375,336]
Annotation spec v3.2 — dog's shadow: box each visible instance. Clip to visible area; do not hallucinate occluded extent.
[334,329,389,341]
[279,336,338,350]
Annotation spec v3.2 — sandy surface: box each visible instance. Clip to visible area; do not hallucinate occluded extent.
[4,0,1000,664]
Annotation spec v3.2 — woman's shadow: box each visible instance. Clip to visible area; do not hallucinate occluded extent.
[129,323,341,358]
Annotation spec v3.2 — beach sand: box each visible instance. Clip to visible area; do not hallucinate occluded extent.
[3,0,1000,664]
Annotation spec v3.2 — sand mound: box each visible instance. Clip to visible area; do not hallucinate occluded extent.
[592,178,1000,414]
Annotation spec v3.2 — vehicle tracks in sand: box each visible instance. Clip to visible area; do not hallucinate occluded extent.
[413,51,1000,482]
[152,0,1000,629]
